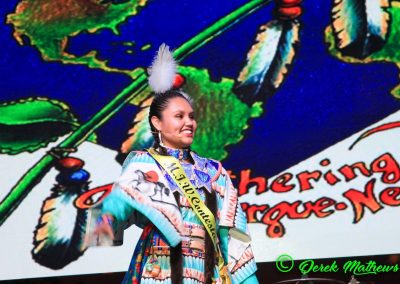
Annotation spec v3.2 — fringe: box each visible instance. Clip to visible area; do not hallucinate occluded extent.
[204,188,217,284]
[170,189,217,283]
[171,191,183,284]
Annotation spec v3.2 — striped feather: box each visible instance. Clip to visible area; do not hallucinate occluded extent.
[234,20,300,104]
[32,184,89,269]
[331,0,390,58]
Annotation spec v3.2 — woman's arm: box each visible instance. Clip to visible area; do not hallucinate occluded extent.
[99,151,141,223]
[219,226,259,284]
[93,151,183,246]
[87,152,143,246]
[216,166,260,284]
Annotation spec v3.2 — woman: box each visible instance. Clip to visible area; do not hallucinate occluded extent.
[94,45,259,284]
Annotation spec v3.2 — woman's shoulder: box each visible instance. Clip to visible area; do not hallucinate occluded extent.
[121,150,156,169]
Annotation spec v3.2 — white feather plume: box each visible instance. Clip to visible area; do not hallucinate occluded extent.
[148,43,177,93]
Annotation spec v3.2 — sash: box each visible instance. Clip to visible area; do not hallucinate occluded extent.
[147,148,231,283]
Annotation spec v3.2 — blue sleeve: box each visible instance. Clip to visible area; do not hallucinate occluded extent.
[219,226,230,263]
[217,166,259,284]
[97,151,182,247]
[100,151,139,223]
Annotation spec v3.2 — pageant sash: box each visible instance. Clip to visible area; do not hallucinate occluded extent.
[147,148,218,248]
[147,148,232,283]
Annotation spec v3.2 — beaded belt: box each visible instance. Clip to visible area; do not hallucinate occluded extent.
[182,226,205,238]
[181,239,205,251]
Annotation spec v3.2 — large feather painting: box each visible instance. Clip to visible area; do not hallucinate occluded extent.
[234,20,300,104]
[331,0,390,58]
[32,172,90,269]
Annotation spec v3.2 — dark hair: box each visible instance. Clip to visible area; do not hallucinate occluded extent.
[149,90,193,149]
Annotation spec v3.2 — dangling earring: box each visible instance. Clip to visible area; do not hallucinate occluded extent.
[158,131,166,147]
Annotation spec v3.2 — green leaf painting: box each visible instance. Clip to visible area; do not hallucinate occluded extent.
[181,66,263,159]
[0,98,82,154]
[6,0,148,76]
[325,2,400,98]
[121,66,263,160]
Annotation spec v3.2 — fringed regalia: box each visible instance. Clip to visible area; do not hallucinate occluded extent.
[98,149,258,284]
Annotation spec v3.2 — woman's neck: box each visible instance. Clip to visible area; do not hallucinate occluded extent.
[159,145,191,161]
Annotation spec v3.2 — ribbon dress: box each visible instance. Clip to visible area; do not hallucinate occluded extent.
[98,149,258,284]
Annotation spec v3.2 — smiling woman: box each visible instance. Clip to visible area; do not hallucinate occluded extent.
[149,92,197,150]
[90,44,259,284]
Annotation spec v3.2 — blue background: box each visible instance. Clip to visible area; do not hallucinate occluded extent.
[1,0,399,179]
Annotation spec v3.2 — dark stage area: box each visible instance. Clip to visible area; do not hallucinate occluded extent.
[3,254,399,284]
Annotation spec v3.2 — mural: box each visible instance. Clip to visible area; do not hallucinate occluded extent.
[0,0,400,281]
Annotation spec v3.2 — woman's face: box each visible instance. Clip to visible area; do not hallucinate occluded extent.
[151,97,197,149]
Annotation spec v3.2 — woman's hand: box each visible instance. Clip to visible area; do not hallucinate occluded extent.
[93,214,115,244]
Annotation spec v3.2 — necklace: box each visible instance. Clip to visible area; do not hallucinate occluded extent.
[160,146,191,161]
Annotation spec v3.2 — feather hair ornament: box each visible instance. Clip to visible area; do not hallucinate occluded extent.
[148,43,177,94]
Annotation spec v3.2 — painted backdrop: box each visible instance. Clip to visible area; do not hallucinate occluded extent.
[1,0,400,281]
